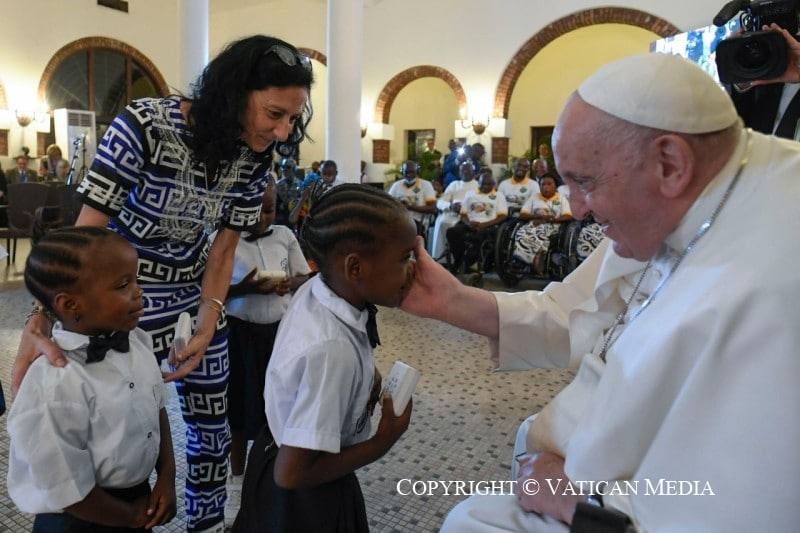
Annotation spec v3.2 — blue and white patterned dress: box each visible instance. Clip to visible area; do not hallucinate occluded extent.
[78,95,271,531]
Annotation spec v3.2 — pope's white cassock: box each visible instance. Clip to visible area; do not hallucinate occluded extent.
[441,129,800,531]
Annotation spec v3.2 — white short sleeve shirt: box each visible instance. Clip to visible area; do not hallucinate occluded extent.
[7,326,164,514]
[265,276,377,453]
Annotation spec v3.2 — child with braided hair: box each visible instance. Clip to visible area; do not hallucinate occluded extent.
[7,226,176,531]
[233,184,415,532]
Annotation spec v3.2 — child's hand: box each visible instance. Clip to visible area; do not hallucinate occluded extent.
[128,496,155,528]
[375,395,412,450]
[273,277,292,296]
[144,474,178,528]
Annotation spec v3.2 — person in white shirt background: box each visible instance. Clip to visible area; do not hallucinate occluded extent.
[429,160,480,263]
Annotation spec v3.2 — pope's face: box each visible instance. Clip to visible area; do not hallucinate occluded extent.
[554,98,665,260]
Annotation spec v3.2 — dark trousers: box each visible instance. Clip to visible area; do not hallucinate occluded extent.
[446,222,492,273]
[33,480,151,532]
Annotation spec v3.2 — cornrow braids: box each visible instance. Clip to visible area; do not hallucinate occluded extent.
[300,183,406,277]
[24,226,123,314]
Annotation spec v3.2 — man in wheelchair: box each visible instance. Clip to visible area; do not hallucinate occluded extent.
[445,168,507,277]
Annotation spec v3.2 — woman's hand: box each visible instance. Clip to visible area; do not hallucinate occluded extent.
[163,324,215,382]
[12,312,65,394]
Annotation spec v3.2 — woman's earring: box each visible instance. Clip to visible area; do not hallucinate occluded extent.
[74,314,81,323]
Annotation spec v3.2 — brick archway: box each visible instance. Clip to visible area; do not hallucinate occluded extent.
[493,7,680,117]
[374,66,467,124]
[38,36,170,102]
[370,8,680,126]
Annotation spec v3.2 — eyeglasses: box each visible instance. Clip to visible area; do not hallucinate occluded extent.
[264,44,312,72]
[567,170,615,196]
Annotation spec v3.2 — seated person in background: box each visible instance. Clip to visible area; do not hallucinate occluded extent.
[552,173,604,262]
[513,172,572,273]
[429,160,480,262]
[497,157,539,215]
[7,226,176,529]
[55,159,70,182]
[289,160,345,232]
[218,183,311,525]
[531,157,549,184]
[387,160,437,236]
[274,157,303,228]
[39,144,65,181]
[318,159,346,190]
[446,168,507,275]
[301,160,321,190]
[6,153,40,184]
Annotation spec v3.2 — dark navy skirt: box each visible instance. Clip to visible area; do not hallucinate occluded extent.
[232,425,370,533]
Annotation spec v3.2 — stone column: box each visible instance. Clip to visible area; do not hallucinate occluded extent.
[326,0,364,182]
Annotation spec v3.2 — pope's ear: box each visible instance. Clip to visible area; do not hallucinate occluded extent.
[654,134,693,199]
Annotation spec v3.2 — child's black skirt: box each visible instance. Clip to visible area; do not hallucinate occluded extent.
[232,425,370,533]
[32,480,151,532]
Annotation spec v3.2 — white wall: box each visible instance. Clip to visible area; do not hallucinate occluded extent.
[0,0,180,168]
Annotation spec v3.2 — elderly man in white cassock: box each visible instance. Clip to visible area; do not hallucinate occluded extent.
[399,50,800,532]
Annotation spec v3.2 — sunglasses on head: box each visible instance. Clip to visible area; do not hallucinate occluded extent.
[264,44,312,72]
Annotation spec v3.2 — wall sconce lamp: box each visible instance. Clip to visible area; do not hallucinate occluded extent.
[361,123,368,138]
[15,109,33,127]
[15,109,49,128]
[460,109,490,135]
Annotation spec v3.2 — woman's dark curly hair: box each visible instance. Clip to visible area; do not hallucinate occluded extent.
[188,35,314,164]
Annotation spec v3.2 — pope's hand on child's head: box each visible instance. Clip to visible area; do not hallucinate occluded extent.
[399,236,461,321]
[12,314,66,395]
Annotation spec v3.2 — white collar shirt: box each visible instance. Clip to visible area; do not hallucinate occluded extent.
[7,324,165,514]
[265,275,377,453]
[224,226,311,324]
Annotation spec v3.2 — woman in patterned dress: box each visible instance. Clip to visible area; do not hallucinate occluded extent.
[14,34,314,532]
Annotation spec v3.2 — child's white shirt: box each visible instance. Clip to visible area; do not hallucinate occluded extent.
[265,275,376,453]
[7,324,165,514]
[225,226,311,324]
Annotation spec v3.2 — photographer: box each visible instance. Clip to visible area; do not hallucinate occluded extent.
[728,23,800,137]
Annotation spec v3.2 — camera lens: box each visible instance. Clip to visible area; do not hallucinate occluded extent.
[736,40,771,70]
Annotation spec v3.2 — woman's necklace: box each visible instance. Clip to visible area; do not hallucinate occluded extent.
[598,129,753,363]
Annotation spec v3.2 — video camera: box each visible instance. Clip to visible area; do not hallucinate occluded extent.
[714,0,800,84]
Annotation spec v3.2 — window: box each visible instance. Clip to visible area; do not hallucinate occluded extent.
[39,38,167,152]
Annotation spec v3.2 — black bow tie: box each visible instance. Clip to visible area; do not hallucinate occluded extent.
[365,303,381,349]
[86,331,130,363]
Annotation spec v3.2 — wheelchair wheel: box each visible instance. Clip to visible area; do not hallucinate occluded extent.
[546,221,581,281]
[494,219,527,287]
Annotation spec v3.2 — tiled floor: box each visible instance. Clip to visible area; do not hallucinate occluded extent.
[0,239,571,532]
